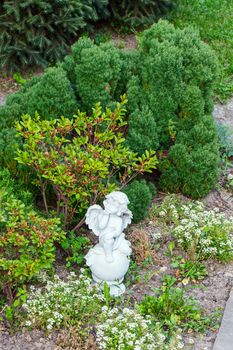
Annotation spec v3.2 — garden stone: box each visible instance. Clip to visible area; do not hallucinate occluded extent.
[0,94,6,106]
[213,289,233,350]
[213,99,233,142]
[85,191,132,296]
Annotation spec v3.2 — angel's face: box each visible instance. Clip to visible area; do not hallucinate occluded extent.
[104,197,120,214]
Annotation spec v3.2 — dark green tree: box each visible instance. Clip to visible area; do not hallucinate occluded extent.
[0,0,108,71]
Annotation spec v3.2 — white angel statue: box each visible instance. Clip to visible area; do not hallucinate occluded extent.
[85,191,132,296]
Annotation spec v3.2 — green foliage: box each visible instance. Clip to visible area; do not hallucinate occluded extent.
[62,38,122,112]
[61,232,91,267]
[127,21,219,198]
[109,0,175,27]
[138,274,218,333]
[15,97,157,229]
[0,0,108,71]
[1,21,220,200]
[126,107,159,155]
[0,190,65,302]
[170,0,233,101]
[123,179,156,223]
[0,67,77,129]
[171,256,208,284]
[0,168,33,206]
[0,67,77,175]
[0,128,22,174]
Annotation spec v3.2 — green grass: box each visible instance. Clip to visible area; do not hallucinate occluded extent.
[169,0,233,102]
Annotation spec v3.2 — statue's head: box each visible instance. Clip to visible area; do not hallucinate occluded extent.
[103,191,130,216]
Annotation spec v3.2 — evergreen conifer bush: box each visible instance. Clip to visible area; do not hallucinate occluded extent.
[0,67,77,129]
[123,180,156,223]
[0,0,108,71]
[0,67,78,175]
[127,21,220,198]
[62,38,122,112]
[109,0,175,26]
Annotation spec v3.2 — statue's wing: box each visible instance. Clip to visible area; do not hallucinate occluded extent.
[85,205,104,236]
[122,209,133,230]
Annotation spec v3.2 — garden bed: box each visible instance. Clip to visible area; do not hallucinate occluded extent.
[0,185,232,350]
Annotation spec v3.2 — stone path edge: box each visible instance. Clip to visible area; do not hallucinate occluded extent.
[212,288,233,350]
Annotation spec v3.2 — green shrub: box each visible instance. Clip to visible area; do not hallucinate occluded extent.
[127,20,220,198]
[0,0,108,71]
[123,180,156,223]
[0,190,65,302]
[0,67,77,129]
[15,97,157,229]
[0,128,21,174]
[62,38,122,112]
[61,232,91,267]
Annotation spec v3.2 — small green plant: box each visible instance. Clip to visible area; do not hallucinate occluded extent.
[138,274,218,333]
[171,256,208,284]
[216,123,233,159]
[13,72,27,86]
[15,96,157,229]
[61,232,91,267]
[4,287,27,322]
[125,260,142,286]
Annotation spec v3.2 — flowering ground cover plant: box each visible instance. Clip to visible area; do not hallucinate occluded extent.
[21,271,104,333]
[96,306,166,350]
[15,96,157,229]
[19,269,185,350]
[150,195,233,261]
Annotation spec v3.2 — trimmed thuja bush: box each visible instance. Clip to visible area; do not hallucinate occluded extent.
[123,180,156,223]
[127,21,219,198]
[0,20,220,199]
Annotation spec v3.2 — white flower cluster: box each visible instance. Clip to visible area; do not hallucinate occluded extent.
[96,306,184,350]
[96,306,165,350]
[22,270,104,331]
[169,201,233,260]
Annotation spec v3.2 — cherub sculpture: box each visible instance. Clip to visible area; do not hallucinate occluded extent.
[85,191,132,296]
